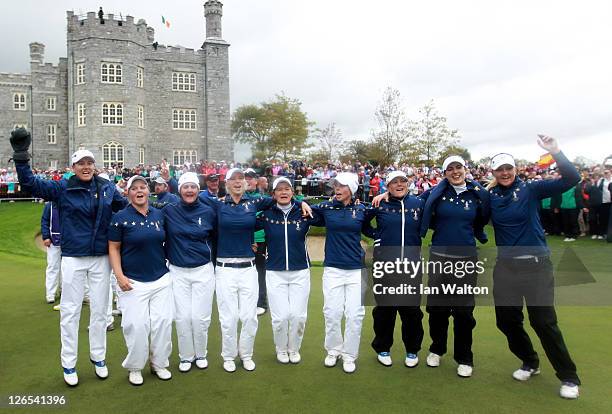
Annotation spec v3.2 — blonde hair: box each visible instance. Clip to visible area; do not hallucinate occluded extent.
[486,178,497,190]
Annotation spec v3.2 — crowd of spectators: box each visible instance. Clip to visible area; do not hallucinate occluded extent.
[2,157,611,241]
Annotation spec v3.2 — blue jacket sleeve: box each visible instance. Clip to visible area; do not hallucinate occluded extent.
[16,162,65,201]
[531,151,580,199]
[308,203,326,227]
[112,187,128,212]
[41,203,51,240]
[361,206,377,239]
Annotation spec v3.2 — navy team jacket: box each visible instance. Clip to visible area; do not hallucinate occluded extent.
[311,199,368,270]
[41,201,61,246]
[363,194,424,261]
[419,178,490,257]
[17,162,126,257]
[256,201,317,271]
[489,151,580,258]
[162,198,217,268]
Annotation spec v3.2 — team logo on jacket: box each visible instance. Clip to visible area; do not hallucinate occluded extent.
[198,217,202,226]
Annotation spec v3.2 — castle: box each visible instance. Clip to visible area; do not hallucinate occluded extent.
[0,1,231,170]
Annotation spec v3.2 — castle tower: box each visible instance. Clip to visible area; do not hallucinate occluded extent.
[204,0,223,39]
[203,0,232,161]
[29,42,45,64]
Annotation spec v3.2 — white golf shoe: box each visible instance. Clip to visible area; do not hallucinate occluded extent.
[324,354,340,367]
[512,365,541,381]
[277,352,290,364]
[195,358,208,369]
[426,352,441,367]
[289,352,301,364]
[223,360,236,373]
[63,368,78,387]
[560,382,579,399]
[242,359,256,371]
[457,364,473,378]
[91,360,108,379]
[129,370,143,386]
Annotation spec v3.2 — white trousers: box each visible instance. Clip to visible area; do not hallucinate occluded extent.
[322,267,366,362]
[170,262,215,361]
[118,273,173,370]
[266,269,310,353]
[215,265,258,360]
[59,255,110,368]
[45,244,62,300]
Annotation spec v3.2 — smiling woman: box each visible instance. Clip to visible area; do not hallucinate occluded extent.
[10,128,127,387]
[108,175,173,385]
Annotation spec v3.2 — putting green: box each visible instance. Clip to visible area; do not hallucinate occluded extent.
[0,203,610,413]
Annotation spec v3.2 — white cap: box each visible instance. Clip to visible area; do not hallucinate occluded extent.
[71,149,95,165]
[272,177,293,190]
[442,156,466,171]
[153,176,167,185]
[490,153,516,170]
[334,172,359,195]
[98,173,110,181]
[126,175,147,190]
[386,171,408,184]
[178,172,200,190]
[226,168,245,180]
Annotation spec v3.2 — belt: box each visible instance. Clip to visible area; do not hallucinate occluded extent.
[216,260,255,268]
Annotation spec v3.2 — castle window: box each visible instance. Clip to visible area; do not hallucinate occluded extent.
[77,103,86,126]
[172,72,196,92]
[139,147,145,165]
[102,102,124,125]
[13,93,26,110]
[173,150,197,166]
[138,105,144,128]
[137,66,144,88]
[46,96,57,111]
[103,141,124,169]
[76,63,85,85]
[47,124,57,144]
[101,62,123,84]
[172,109,197,130]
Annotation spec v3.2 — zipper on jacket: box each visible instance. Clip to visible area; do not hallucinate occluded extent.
[400,198,405,261]
[283,210,290,271]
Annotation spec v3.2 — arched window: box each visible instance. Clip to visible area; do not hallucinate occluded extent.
[101,62,123,83]
[102,141,124,168]
[172,109,196,130]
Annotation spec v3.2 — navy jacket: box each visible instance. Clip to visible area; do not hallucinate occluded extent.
[162,198,217,268]
[311,199,368,270]
[201,195,275,258]
[489,151,580,257]
[108,205,168,282]
[363,194,424,260]
[17,162,126,257]
[157,191,179,204]
[41,201,61,246]
[420,178,490,256]
[257,201,314,271]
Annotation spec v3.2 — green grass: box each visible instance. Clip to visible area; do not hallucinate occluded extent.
[0,203,611,413]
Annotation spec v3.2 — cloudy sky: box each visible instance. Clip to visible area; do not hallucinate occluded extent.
[2,0,611,163]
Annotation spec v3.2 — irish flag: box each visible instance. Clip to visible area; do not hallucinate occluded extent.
[162,16,170,28]
[537,153,555,168]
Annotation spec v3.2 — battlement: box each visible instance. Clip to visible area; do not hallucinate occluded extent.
[147,44,204,64]
[66,10,152,45]
[0,72,32,85]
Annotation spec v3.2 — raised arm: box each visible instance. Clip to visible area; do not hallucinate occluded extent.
[11,128,65,201]
[531,135,580,199]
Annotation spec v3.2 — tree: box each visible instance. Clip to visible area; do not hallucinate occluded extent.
[231,105,272,161]
[232,94,311,161]
[404,100,460,167]
[312,122,345,162]
[340,139,378,165]
[370,87,409,167]
[437,144,471,165]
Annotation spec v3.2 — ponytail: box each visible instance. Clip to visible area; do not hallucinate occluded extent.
[486,177,497,190]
